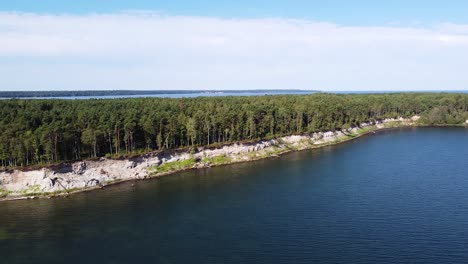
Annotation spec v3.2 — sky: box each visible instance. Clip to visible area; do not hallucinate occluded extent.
[1,1,468,91]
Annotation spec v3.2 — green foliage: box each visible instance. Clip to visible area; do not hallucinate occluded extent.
[0,228,10,240]
[421,106,466,125]
[1,93,468,167]
[20,185,41,195]
[202,155,232,165]
[150,158,196,174]
[0,189,11,198]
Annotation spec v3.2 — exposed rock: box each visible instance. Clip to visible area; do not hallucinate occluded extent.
[126,161,136,169]
[282,135,305,144]
[360,122,370,127]
[0,117,419,200]
[312,132,323,141]
[40,177,54,191]
[146,157,160,167]
[72,162,86,175]
[323,131,334,138]
[85,179,100,188]
[194,162,210,169]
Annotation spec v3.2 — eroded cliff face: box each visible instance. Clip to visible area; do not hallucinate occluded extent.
[0,118,417,199]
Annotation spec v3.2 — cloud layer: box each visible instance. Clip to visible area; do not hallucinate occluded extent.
[1,12,468,91]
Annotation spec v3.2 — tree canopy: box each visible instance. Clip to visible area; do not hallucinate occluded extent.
[1,93,467,167]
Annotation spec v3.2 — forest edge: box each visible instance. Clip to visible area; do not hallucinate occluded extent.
[3,116,465,201]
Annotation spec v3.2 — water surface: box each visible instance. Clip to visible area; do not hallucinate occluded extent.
[1,127,468,263]
[0,91,314,100]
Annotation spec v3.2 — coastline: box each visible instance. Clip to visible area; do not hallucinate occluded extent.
[0,116,443,202]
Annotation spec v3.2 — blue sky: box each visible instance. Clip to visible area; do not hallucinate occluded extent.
[2,0,468,24]
[1,1,468,91]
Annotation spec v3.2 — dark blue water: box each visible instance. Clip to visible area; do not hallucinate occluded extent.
[3,91,468,100]
[0,91,314,100]
[1,127,468,263]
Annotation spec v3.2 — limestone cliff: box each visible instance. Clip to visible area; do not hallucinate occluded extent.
[0,118,418,200]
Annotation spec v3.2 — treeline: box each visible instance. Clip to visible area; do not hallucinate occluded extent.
[1,93,468,167]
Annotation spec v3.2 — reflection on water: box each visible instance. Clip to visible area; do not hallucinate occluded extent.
[1,127,468,264]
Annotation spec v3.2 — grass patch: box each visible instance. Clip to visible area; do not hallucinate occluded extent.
[256,150,282,159]
[0,189,12,198]
[20,185,41,195]
[358,126,373,133]
[104,179,122,185]
[202,155,232,165]
[265,147,287,156]
[149,158,196,174]
[0,229,10,240]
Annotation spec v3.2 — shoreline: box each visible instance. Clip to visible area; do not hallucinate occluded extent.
[0,117,458,202]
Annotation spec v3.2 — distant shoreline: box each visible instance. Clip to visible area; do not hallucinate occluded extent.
[2,90,468,100]
[0,89,317,99]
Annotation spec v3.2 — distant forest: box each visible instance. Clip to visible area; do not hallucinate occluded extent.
[1,93,467,167]
[0,89,313,98]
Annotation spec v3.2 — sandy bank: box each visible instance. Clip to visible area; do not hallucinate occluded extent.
[0,117,420,201]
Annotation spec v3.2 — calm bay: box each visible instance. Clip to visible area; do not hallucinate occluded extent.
[1,127,468,263]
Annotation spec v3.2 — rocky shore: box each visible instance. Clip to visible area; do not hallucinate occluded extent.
[0,117,421,201]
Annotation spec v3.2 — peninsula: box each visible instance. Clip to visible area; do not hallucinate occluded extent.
[1,93,467,200]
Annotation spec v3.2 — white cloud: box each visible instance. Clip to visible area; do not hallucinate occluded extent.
[1,11,468,91]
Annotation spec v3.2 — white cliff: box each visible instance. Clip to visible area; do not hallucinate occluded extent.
[0,117,419,200]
